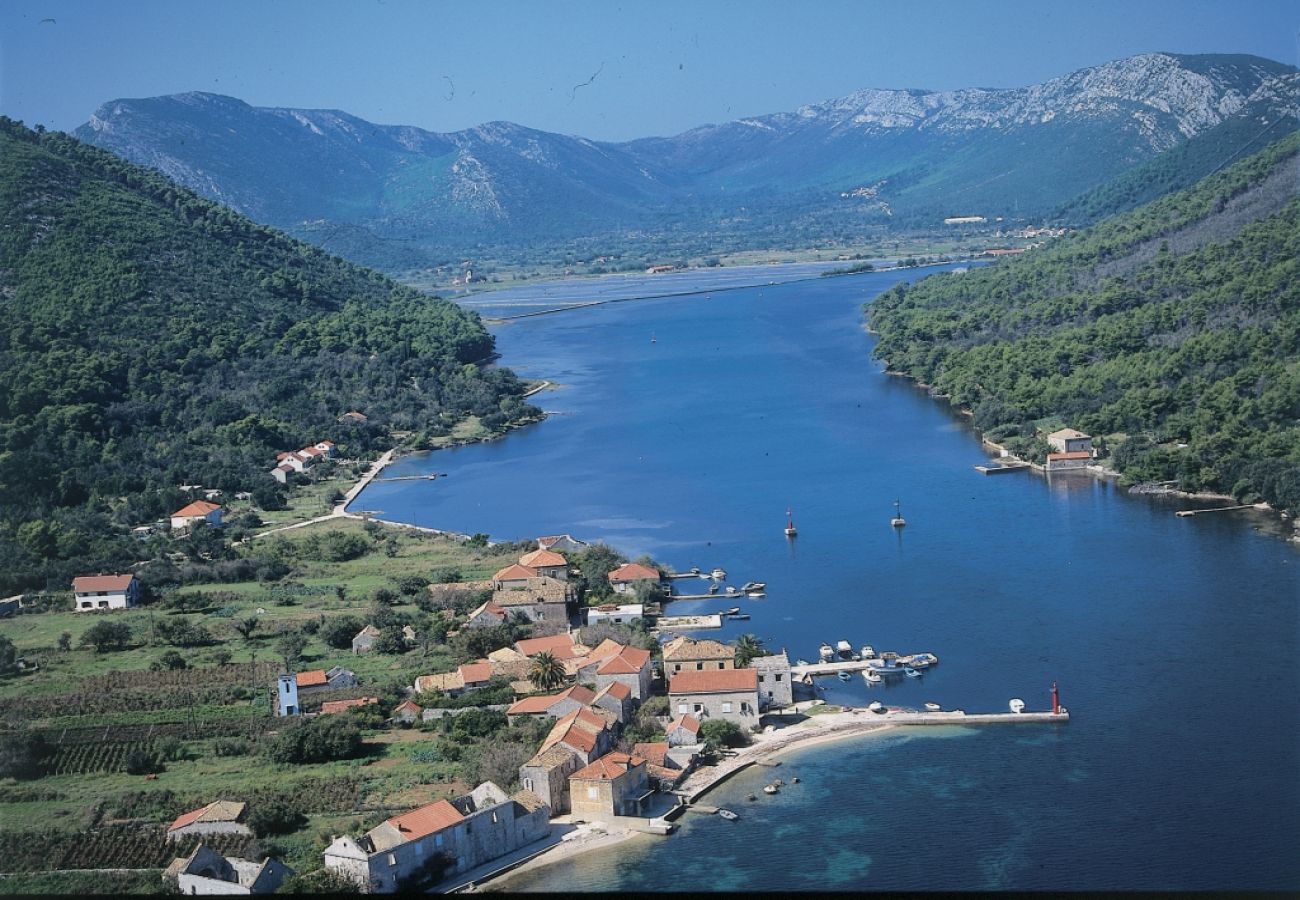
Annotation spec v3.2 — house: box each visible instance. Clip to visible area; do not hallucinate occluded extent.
[322,782,549,893]
[167,800,251,839]
[592,681,633,724]
[320,697,380,716]
[539,706,619,765]
[339,410,369,425]
[492,575,573,625]
[392,700,423,724]
[665,714,701,747]
[519,744,585,815]
[662,636,736,677]
[71,573,139,612]
[537,534,589,553]
[352,624,382,654]
[1047,428,1094,455]
[607,563,663,595]
[592,644,653,702]
[631,742,696,790]
[506,685,598,723]
[751,651,793,710]
[515,632,587,661]
[164,843,292,895]
[1047,450,1093,471]
[170,500,223,532]
[585,603,644,627]
[492,563,538,591]
[517,549,568,581]
[0,595,20,618]
[456,661,494,692]
[270,462,297,484]
[568,752,653,821]
[669,668,761,726]
[414,671,465,696]
[463,600,508,629]
[295,666,358,697]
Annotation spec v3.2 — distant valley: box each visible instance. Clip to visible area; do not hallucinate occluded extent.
[74,53,1298,272]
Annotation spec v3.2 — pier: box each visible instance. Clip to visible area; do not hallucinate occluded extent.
[1174,505,1255,517]
[655,614,723,631]
[373,473,446,482]
[974,461,1031,475]
[790,656,933,678]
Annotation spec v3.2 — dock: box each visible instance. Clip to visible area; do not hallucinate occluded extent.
[790,656,932,678]
[974,461,1031,475]
[866,708,1069,725]
[373,473,446,482]
[668,592,724,601]
[656,614,723,631]
[1174,505,1255,517]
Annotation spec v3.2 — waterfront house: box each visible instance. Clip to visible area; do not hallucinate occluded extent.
[568,752,653,822]
[164,843,292,895]
[1047,428,1093,454]
[751,651,794,710]
[631,741,695,790]
[463,600,508,629]
[352,624,382,653]
[170,500,224,532]
[519,744,585,814]
[669,668,761,726]
[322,782,549,894]
[71,573,139,612]
[517,548,569,581]
[167,800,251,839]
[537,534,589,553]
[585,603,644,627]
[1046,450,1093,471]
[392,700,422,724]
[662,636,736,677]
[665,714,701,747]
[506,685,598,723]
[320,697,379,716]
[607,562,663,595]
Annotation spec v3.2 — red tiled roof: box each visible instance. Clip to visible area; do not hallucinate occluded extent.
[172,500,221,518]
[493,563,538,582]
[296,670,328,687]
[507,685,596,715]
[320,697,378,715]
[167,800,246,832]
[571,752,645,781]
[597,681,632,701]
[597,645,651,676]
[458,661,493,684]
[467,601,508,623]
[515,633,584,660]
[1048,451,1093,460]
[518,549,567,568]
[386,799,464,840]
[668,714,701,734]
[71,574,135,593]
[631,742,669,767]
[669,668,758,694]
[393,700,422,714]
[608,562,661,583]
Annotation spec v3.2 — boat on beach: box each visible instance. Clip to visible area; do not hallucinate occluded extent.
[868,700,884,712]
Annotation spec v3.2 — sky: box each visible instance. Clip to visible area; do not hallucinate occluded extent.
[1,0,1296,142]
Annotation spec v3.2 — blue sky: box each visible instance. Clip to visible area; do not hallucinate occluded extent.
[1,1,1296,141]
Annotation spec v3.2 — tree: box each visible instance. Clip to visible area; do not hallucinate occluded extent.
[320,615,364,649]
[125,746,163,775]
[528,651,567,691]
[699,719,749,750]
[277,631,308,671]
[232,616,260,642]
[56,631,72,652]
[0,728,49,779]
[246,799,307,837]
[78,620,133,653]
[263,716,363,764]
[735,634,770,668]
[0,635,16,676]
[150,649,188,671]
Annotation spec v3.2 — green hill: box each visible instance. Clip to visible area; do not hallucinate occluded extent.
[0,118,536,594]
[868,132,1300,511]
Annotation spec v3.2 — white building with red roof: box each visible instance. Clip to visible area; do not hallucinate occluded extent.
[170,500,223,532]
[607,562,663,595]
[71,573,139,611]
[166,800,251,839]
[322,782,549,892]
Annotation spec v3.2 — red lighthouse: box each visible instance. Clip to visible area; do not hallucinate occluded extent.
[1051,681,1060,715]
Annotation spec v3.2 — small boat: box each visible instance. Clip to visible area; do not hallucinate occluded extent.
[729,613,751,620]
[745,591,765,598]
[1009,698,1026,714]
[717,808,739,821]
[906,656,931,670]
[837,670,852,681]
[860,645,875,659]
[850,652,861,661]
[911,652,938,667]
[784,507,797,537]
[862,669,882,684]
[689,567,701,575]
[708,583,719,595]
[711,568,727,580]
[904,667,921,678]
[650,333,657,343]
[747,794,757,802]
[819,643,835,661]
[722,606,741,616]
[740,581,766,592]
[791,776,800,784]
[868,700,884,712]
[891,499,906,528]
[725,585,739,595]
[924,702,941,711]
[763,783,779,795]
[796,659,810,667]
[836,639,853,656]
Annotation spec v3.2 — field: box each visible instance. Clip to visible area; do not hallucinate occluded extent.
[0,516,544,882]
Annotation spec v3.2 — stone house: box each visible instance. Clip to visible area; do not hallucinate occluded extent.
[515,632,587,661]
[568,752,653,821]
[295,666,358,698]
[1046,450,1093,471]
[352,624,381,653]
[665,713,701,747]
[537,534,589,553]
[591,645,653,702]
[491,563,538,591]
[662,636,736,677]
[71,573,140,612]
[463,600,508,629]
[506,685,598,723]
[517,548,569,581]
[167,800,251,839]
[592,681,632,724]
[164,843,292,895]
[630,741,697,790]
[392,700,422,724]
[539,706,619,765]
[1047,428,1093,454]
[322,782,549,893]
[751,651,793,710]
[170,500,223,532]
[518,744,585,815]
[668,668,761,726]
[492,575,573,625]
[413,671,465,696]
[607,563,663,596]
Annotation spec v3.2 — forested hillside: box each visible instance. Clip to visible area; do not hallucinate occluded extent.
[0,118,537,594]
[869,132,1300,511]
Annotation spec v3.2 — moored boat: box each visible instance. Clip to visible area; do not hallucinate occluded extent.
[924,702,941,711]
[837,670,852,681]
[729,613,751,620]
[891,498,906,528]
[860,645,876,659]
[722,606,741,616]
[717,808,739,821]
[763,783,779,795]
[711,568,727,580]
[745,591,765,598]
[740,581,766,592]
[1009,698,1026,713]
[904,666,921,678]
[784,507,797,537]
[836,639,853,656]
[862,669,882,684]
[819,643,835,661]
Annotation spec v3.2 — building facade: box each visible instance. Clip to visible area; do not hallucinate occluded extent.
[71,573,139,611]
[668,668,761,726]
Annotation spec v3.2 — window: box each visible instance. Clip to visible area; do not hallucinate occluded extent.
[721,701,733,713]
[696,662,703,670]
[523,777,534,792]
[677,703,688,714]
[435,834,444,848]
[587,786,599,799]
[775,674,783,682]
[717,662,724,669]
[387,854,397,867]
[693,703,703,713]
[758,674,766,682]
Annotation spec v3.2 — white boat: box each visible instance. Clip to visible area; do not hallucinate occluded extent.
[1009,698,1026,714]
[717,808,739,821]
[796,659,810,667]
[837,670,852,681]
[867,700,884,712]
[745,591,766,598]
[725,585,739,595]
[711,568,727,580]
[911,652,938,667]
[740,581,766,592]
[862,669,882,684]
[904,667,921,678]
[860,645,875,659]
[763,783,779,795]
[924,702,941,711]
[891,498,906,528]
[836,639,853,656]
[819,643,835,661]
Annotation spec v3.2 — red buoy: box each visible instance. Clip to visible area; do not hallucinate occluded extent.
[1051,680,1060,714]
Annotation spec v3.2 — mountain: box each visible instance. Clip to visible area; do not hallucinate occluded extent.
[867,131,1300,512]
[0,118,536,594]
[74,53,1298,267]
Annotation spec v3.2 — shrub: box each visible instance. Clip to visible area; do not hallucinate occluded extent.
[212,737,251,758]
[246,799,306,837]
[320,615,363,650]
[124,747,162,775]
[699,719,749,750]
[263,717,363,765]
[0,729,50,779]
[79,621,133,653]
[149,650,188,671]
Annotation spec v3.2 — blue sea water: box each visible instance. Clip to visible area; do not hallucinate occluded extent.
[356,265,1300,891]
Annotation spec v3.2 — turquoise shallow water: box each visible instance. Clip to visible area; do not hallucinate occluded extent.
[358,266,1300,891]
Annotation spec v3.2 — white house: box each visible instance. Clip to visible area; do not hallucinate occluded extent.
[585,603,643,627]
[71,573,139,612]
[167,800,251,839]
[170,500,223,532]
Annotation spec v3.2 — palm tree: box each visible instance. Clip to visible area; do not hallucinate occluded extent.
[735,633,766,668]
[529,651,567,691]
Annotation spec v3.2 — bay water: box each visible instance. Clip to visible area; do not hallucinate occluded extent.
[357,265,1299,890]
